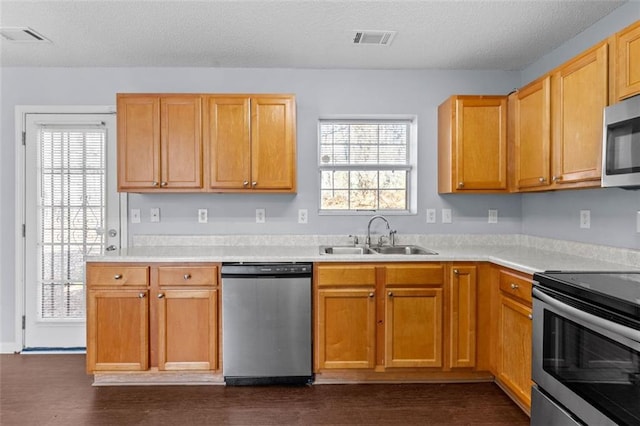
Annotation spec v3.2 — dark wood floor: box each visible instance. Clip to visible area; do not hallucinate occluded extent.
[1,354,529,425]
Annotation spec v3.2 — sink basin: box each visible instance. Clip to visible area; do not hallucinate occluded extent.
[319,246,374,255]
[369,245,438,255]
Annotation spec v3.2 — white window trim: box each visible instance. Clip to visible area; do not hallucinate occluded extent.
[12,105,125,353]
[317,114,418,216]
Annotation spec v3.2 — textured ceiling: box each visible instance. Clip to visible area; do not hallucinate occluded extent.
[0,0,627,70]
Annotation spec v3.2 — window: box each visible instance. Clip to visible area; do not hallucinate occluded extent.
[319,118,416,213]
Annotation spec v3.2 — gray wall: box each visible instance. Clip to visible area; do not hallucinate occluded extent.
[519,1,640,251]
[0,67,521,348]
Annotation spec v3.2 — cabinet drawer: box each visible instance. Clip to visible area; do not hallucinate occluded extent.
[316,265,376,287]
[499,270,532,304]
[158,266,218,286]
[386,264,444,286]
[86,265,149,287]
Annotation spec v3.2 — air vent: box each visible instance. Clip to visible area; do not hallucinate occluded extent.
[0,27,50,42]
[352,30,396,46]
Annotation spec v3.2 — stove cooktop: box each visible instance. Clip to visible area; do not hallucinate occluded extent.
[533,271,640,320]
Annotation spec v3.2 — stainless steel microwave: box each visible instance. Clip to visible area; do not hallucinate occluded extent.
[602,95,640,189]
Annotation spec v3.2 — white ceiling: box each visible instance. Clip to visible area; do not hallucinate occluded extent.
[0,0,627,70]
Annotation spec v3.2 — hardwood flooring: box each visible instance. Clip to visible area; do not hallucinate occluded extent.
[1,354,529,425]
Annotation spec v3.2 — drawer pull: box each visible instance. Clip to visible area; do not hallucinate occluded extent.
[114,274,123,280]
[158,293,165,299]
[368,292,375,298]
[453,269,459,275]
[528,314,533,320]
[510,283,519,290]
[183,274,191,280]
[138,293,146,299]
[388,291,394,297]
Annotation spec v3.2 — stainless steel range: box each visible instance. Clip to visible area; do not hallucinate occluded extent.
[532,271,640,426]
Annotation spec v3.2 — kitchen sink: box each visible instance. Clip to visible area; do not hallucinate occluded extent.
[369,245,438,255]
[319,245,374,255]
[319,245,437,255]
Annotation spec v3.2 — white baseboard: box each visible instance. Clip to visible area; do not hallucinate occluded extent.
[0,341,21,354]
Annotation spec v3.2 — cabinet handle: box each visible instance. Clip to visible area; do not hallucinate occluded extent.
[528,314,533,320]
[183,274,191,280]
[539,177,546,183]
[388,291,393,297]
[243,181,249,187]
[458,182,464,188]
[160,182,168,187]
[252,181,257,188]
[158,293,165,299]
[152,181,159,187]
[368,292,375,298]
[113,274,123,280]
[510,283,519,290]
[138,292,146,299]
[453,269,459,275]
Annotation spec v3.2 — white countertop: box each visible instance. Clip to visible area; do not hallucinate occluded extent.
[87,236,639,276]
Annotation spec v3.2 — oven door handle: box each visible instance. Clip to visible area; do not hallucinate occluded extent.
[533,287,640,343]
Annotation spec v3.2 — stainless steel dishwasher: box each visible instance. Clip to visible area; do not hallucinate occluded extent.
[221,262,313,385]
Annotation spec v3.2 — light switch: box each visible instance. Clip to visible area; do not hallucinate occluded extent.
[442,208,452,224]
[256,208,265,223]
[426,209,436,224]
[580,210,590,229]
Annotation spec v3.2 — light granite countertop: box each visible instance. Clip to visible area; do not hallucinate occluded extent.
[87,234,640,276]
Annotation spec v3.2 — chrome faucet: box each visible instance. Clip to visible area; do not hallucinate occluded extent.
[366,215,393,247]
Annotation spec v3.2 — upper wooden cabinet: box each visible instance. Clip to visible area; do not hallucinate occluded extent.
[438,95,508,193]
[204,95,297,192]
[551,41,608,188]
[615,20,640,101]
[511,76,552,191]
[117,94,203,192]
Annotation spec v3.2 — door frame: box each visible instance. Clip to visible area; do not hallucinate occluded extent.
[14,105,128,352]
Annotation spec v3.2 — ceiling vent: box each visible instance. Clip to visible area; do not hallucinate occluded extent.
[0,27,50,42]
[352,30,396,46]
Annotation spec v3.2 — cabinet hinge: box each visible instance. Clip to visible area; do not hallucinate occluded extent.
[22,131,26,146]
[22,315,26,330]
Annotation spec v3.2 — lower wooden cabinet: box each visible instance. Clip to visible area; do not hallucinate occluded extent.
[86,262,220,374]
[448,265,477,368]
[494,267,533,412]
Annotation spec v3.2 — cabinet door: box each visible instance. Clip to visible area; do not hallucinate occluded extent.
[316,288,376,369]
[160,96,203,189]
[250,96,296,191]
[616,21,640,100]
[449,266,477,368]
[205,96,251,189]
[453,97,508,191]
[117,95,160,190]
[157,289,218,371]
[513,76,552,190]
[86,289,149,372]
[552,42,608,186]
[497,294,532,410]
[385,287,443,368]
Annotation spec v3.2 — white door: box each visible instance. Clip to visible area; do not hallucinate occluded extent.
[23,113,121,349]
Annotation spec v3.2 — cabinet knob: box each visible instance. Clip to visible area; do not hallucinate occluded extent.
[252,181,257,188]
[243,181,249,187]
[138,292,146,299]
[453,269,459,275]
[113,274,123,280]
[158,293,165,299]
[458,182,464,188]
[160,182,168,187]
[552,176,558,182]
[152,181,159,187]
[368,292,375,298]
[388,291,393,297]
[539,177,546,183]
[183,274,191,280]
[528,314,533,320]
[510,283,519,290]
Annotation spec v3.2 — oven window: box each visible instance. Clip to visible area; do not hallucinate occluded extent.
[543,310,640,425]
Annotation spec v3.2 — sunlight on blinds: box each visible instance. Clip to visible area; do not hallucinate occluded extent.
[38,126,106,319]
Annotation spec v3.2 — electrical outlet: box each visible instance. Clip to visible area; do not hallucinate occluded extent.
[580,210,590,229]
[488,209,498,224]
[130,209,140,224]
[426,209,436,224]
[198,209,208,224]
[298,209,308,224]
[442,208,452,224]
[150,208,160,223]
[256,208,265,224]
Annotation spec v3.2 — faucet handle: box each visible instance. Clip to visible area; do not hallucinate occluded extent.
[389,229,397,246]
[348,234,359,246]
